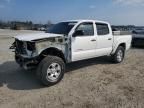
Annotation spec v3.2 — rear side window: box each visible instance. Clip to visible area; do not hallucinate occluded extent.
[76,22,94,36]
[96,23,109,35]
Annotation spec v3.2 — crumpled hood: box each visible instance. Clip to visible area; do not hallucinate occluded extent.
[14,33,64,41]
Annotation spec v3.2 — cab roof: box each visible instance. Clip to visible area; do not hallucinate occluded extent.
[65,19,109,24]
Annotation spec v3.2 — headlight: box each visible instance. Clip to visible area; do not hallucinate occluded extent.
[27,42,36,51]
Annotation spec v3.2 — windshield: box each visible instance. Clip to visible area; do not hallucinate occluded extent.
[46,22,77,35]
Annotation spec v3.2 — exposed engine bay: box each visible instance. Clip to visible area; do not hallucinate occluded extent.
[10,36,71,69]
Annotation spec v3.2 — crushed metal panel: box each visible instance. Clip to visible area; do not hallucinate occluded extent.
[34,37,72,62]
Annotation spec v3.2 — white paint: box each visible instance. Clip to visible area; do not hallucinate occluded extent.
[71,20,132,61]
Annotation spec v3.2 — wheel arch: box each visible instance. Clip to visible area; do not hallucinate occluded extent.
[119,43,126,50]
[111,42,126,55]
[38,47,66,63]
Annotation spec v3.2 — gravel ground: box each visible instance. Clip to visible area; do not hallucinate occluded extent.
[0,29,144,108]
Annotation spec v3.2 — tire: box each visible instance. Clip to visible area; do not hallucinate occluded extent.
[36,55,65,86]
[111,46,125,63]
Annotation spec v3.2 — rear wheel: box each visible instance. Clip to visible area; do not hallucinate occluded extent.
[111,46,125,63]
[37,56,65,86]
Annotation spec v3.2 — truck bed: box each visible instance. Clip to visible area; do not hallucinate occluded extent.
[113,31,131,36]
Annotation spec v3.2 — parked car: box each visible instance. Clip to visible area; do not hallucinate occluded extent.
[10,20,132,86]
[132,29,144,47]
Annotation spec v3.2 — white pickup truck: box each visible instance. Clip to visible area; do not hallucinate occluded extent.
[11,20,132,85]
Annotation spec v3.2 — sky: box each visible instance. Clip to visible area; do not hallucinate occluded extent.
[0,0,144,25]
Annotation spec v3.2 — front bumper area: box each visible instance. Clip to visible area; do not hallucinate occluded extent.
[15,54,39,70]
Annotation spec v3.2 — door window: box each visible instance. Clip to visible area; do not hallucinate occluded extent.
[96,23,109,36]
[76,22,94,36]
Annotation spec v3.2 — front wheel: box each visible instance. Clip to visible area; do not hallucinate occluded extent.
[37,56,65,86]
[111,46,125,63]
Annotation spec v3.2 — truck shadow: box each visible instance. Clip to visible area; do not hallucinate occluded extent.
[66,56,110,73]
[0,57,110,90]
[0,61,44,90]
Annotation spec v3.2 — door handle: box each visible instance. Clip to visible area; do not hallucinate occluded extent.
[91,39,96,42]
[108,38,112,40]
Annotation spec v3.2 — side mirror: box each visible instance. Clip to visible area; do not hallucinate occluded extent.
[73,30,84,37]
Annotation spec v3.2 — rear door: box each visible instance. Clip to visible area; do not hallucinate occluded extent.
[72,22,97,61]
[95,23,113,56]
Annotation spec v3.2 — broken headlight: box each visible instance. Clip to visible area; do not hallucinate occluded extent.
[27,42,36,51]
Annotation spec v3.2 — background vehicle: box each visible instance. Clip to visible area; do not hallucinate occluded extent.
[132,29,144,47]
[11,20,132,86]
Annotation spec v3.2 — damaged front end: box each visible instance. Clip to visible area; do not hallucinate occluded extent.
[10,39,39,69]
[10,36,70,70]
